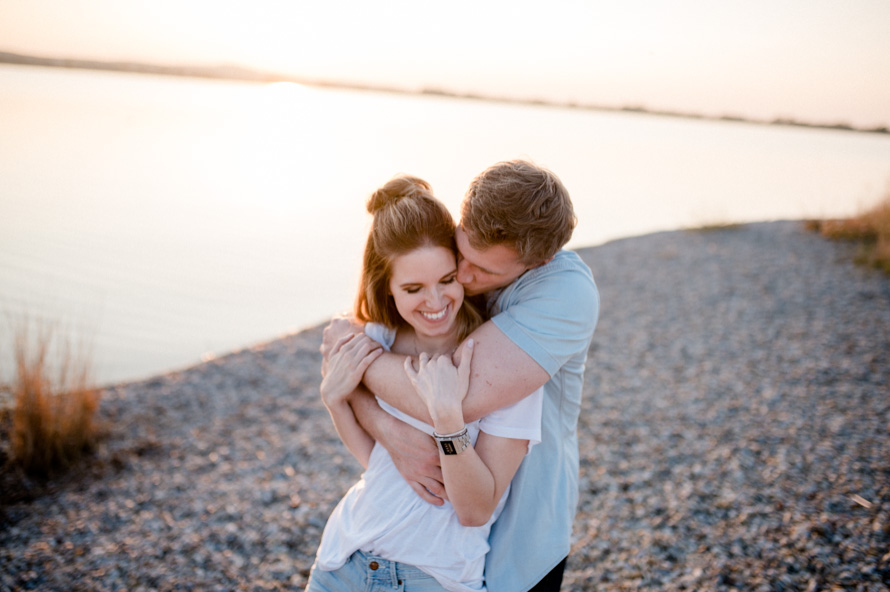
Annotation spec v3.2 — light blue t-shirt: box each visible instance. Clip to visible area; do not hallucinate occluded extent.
[483,249,599,592]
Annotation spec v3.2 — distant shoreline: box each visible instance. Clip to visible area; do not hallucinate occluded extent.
[2,49,887,136]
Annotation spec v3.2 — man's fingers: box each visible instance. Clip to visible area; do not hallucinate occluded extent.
[409,481,445,506]
[418,476,448,502]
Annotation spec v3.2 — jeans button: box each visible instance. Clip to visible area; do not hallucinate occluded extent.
[369,561,379,570]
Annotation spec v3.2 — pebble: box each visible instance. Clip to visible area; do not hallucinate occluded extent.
[1,221,888,591]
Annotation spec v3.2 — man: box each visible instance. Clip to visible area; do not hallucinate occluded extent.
[322,160,599,591]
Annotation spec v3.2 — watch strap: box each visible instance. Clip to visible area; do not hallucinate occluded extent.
[433,426,471,455]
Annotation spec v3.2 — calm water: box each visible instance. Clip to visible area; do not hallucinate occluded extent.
[2,64,889,386]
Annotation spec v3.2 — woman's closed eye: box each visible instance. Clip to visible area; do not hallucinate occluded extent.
[400,271,457,294]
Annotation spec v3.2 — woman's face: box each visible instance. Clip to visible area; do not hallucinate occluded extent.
[388,245,464,339]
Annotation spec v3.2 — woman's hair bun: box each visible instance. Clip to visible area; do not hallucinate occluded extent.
[367,175,433,214]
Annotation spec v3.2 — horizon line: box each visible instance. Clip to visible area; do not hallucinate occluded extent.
[1,49,887,136]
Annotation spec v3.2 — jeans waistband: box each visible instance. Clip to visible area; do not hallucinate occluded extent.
[354,549,433,585]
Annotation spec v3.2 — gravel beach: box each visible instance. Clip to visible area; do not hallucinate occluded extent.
[2,221,888,591]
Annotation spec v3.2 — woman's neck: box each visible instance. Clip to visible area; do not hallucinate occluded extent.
[407,325,461,357]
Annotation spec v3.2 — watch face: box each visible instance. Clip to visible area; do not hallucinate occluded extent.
[438,431,470,455]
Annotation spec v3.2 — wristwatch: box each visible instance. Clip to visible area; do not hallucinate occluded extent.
[433,426,471,455]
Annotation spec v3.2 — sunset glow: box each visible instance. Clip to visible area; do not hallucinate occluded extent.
[1,0,889,128]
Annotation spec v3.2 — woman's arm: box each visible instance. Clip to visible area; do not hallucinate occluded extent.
[324,396,374,469]
[440,431,529,527]
[319,333,383,468]
[404,342,530,526]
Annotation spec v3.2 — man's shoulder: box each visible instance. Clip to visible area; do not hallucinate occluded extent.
[516,249,595,294]
[543,249,591,275]
[489,249,599,373]
[493,250,598,315]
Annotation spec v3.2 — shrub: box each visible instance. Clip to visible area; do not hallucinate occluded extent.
[4,318,100,476]
[806,189,890,274]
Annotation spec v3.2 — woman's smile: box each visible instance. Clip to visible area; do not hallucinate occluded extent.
[420,304,450,322]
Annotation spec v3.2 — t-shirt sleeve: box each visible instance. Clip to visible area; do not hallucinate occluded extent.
[477,387,543,452]
[491,255,599,377]
[364,322,396,351]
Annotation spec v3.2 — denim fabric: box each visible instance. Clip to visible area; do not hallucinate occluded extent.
[306,550,448,592]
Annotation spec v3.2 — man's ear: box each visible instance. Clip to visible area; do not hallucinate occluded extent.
[530,256,554,269]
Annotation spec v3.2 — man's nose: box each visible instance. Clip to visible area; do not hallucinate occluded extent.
[456,259,473,285]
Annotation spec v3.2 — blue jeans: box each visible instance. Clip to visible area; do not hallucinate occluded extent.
[306,550,448,592]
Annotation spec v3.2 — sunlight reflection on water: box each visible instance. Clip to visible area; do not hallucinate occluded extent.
[2,65,889,385]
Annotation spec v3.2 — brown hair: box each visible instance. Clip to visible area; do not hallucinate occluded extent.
[461,160,577,265]
[355,175,483,341]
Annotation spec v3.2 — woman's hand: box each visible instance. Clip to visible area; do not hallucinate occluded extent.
[320,315,364,378]
[403,339,474,433]
[320,333,383,408]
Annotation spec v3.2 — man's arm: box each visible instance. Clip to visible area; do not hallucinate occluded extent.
[363,320,550,424]
[319,315,550,502]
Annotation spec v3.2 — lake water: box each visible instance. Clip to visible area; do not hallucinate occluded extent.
[2,64,889,386]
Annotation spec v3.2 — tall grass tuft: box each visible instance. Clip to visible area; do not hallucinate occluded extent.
[806,189,890,274]
[4,318,100,477]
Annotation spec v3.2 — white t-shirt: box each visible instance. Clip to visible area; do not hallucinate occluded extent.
[314,323,543,592]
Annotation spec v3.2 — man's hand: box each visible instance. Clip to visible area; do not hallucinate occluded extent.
[345,352,448,506]
[321,315,364,377]
[380,421,447,505]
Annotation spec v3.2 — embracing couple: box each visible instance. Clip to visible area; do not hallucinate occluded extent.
[306,160,600,592]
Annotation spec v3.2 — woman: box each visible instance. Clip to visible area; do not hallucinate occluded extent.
[306,176,543,592]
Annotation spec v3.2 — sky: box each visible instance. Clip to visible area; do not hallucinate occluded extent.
[1,0,889,128]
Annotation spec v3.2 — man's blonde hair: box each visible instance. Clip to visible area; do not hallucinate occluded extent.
[461,160,576,265]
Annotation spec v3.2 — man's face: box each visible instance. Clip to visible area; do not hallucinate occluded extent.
[455,225,531,295]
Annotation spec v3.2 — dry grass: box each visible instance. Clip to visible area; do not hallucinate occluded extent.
[2,318,101,477]
[806,190,890,274]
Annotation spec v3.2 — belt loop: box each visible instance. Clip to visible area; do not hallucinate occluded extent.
[389,558,400,588]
